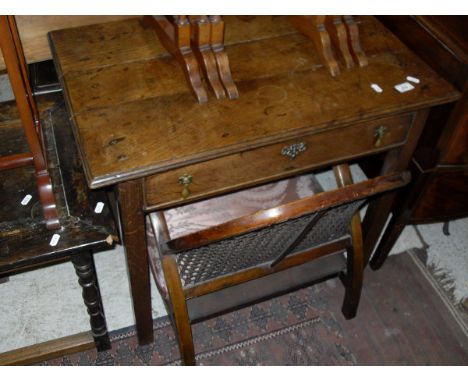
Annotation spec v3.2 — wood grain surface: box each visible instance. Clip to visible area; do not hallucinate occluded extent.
[49,16,459,189]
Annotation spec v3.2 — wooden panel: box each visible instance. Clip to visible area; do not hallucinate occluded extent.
[62,33,321,112]
[49,16,459,189]
[411,168,468,222]
[0,16,137,71]
[438,90,468,165]
[145,113,413,209]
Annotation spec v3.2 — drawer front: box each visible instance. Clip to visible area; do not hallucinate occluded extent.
[145,113,413,209]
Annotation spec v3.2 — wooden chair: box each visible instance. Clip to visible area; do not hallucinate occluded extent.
[147,164,409,365]
[0,15,60,229]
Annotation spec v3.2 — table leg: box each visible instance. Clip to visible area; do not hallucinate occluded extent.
[362,109,429,265]
[71,251,110,351]
[117,179,154,345]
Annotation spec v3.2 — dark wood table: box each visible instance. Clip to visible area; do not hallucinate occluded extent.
[0,93,117,360]
[48,16,459,345]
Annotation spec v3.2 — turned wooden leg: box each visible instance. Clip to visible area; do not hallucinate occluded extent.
[118,179,154,345]
[161,255,195,366]
[71,251,110,351]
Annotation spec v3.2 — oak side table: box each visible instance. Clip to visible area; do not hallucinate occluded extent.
[49,16,459,344]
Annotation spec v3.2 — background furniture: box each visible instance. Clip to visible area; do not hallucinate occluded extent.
[369,16,468,269]
[147,163,409,364]
[0,16,137,71]
[48,16,458,345]
[0,15,59,229]
[0,91,117,359]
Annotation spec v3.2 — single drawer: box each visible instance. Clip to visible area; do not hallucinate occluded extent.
[145,113,414,210]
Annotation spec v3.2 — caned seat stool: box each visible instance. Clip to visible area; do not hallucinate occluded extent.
[147,163,409,365]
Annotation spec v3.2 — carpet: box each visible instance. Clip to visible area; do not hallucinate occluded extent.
[40,287,355,366]
[39,253,468,366]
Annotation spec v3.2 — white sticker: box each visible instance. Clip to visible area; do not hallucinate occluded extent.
[370,83,383,93]
[49,234,61,247]
[21,194,32,205]
[94,202,105,214]
[406,76,420,84]
[394,82,415,93]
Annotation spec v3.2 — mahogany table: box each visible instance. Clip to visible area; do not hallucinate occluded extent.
[48,16,459,344]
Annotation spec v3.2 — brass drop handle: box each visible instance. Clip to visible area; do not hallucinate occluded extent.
[178,174,193,199]
[374,126,389,148]
[281,142,307,159]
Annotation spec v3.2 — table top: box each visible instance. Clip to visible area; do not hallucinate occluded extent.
[0,93,117,274]
[49,16,459,189]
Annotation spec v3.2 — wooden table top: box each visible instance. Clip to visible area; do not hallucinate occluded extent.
[49,16,459,189]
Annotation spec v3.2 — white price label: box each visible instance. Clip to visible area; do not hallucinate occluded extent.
[49,234,61,247]
[94,202,105,214]
[370,83,383,93]
[406,76,420,84]
[21,194,32,205]
[394,82,415,93]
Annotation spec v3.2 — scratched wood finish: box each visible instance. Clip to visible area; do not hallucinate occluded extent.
[144,113,413,209]
[49,16,458,189]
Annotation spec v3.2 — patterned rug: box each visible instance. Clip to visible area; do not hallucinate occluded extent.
[40,286,355,366]
[38,253,468,366]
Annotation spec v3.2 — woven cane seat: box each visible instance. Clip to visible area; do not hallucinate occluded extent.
[147,169,366,294]
[145,164,409,365]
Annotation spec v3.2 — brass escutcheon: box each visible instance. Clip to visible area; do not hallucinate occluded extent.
[178,174,193,199]
[281,142,307,159]
[374,125,389,148]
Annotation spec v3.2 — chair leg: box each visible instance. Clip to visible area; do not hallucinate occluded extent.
[340,214,364,319]
[71,251,111,351]
[161,255,196,365]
